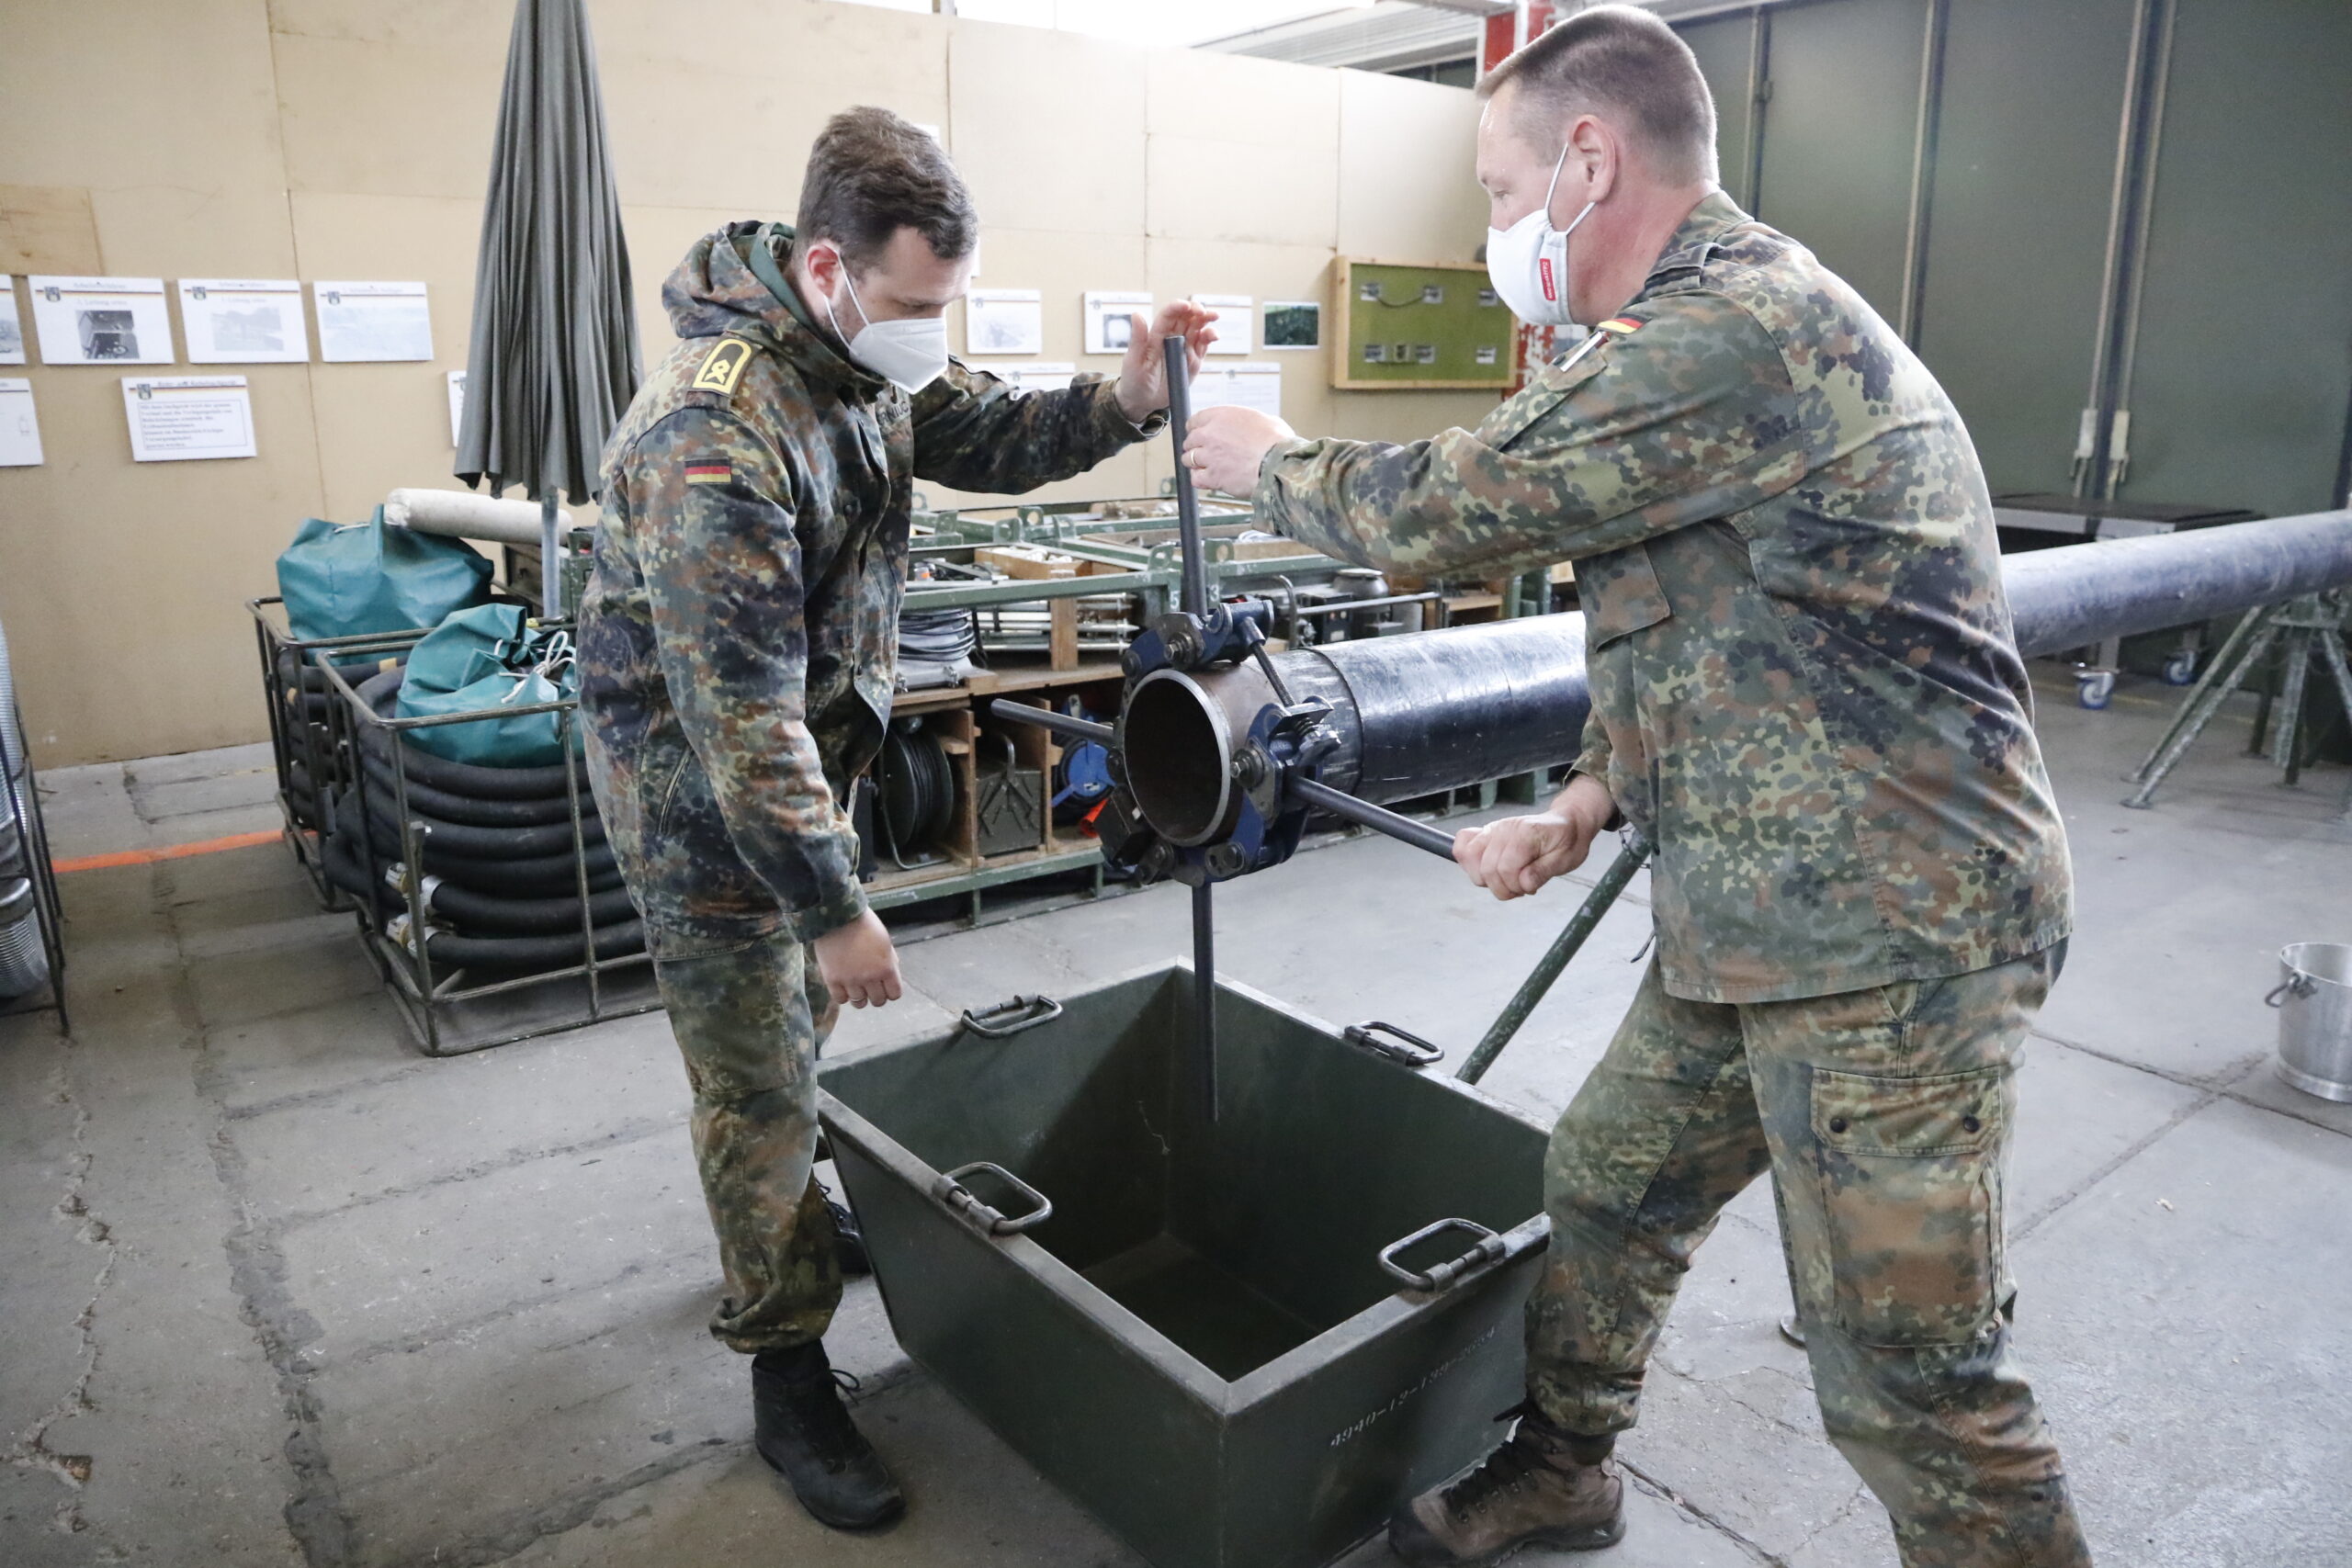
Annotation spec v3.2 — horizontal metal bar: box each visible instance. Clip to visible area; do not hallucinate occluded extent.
[1291,775,1460,861]
[987,701,1114,743]
[906,570,1164,610]
[1287,592,1444,617]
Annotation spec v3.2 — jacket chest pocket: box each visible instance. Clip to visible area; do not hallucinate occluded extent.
[1578,542,1672,649]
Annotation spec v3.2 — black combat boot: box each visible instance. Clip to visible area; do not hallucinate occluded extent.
[820,1183,871,1278]
[751,1342,904,1530]
[1387,1404,1623,1565]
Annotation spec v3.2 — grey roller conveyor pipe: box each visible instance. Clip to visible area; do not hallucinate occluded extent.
[1126,508,2352,821]
[383,487,582,548]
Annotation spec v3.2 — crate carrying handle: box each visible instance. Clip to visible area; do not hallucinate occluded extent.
[1344,1020,1443,1066]
[1379,1217,1509,1292]
[933,1161,1055,1235]
[959,993,1064,1038]
[2266,973,2319,1008]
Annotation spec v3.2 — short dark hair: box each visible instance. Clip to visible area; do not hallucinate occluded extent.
[795,106,978,269]
[1478,6,1718,186]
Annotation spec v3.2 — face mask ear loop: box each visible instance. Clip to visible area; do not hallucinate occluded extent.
[820,249,867,348]
[1538,141,1572,231]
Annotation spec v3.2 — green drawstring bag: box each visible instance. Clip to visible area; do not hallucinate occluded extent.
[394,604,581,767]
[276,510,494,644]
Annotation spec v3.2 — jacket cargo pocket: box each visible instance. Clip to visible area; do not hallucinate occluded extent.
[1811,1066,2008,1348]
[1577,543,1671,649]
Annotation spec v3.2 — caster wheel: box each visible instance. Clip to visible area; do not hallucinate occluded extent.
[2076,671,2116,710]
[2162,650,2198,686]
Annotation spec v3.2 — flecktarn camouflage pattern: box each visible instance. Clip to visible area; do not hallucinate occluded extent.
[1254,193,2087,1565]
[1532,951,2088,1567]
[578,222,1158,1353]
[1255,190,2073,1007]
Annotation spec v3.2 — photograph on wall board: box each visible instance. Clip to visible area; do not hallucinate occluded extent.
[1082,291,1150,356]
[0,278,24,366]
[28,276,176,366]
[1194,294,1252,356]
[313,281,434,362]
[179,280,311,364]
[0,379,41,466]
[120,376,257,462]
[1262,300,1320,350]
[966,288,1044,356]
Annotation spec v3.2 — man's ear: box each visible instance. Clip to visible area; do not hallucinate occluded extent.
[1569,114,1618,203]
[801,237,842,294]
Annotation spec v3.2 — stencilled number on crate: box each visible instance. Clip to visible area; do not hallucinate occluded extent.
[1327,1325,1498,1448]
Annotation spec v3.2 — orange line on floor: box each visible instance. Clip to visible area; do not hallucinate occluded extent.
[53,829,282,874]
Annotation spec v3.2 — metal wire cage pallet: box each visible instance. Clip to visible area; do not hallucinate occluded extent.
[0,688,68,1034]
[315,632,657,1055]
[249,598,441,913]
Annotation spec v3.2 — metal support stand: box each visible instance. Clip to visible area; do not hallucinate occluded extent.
[539,491,562,619]
[2124,592,2352,815]
[0,687,69,1034]
[1456,832,1651,1086]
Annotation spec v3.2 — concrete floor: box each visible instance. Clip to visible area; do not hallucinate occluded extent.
[4,671,2349,1568]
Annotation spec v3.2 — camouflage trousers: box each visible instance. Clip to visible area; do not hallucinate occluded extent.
[1527,947,2090,1568]
[647,922,844,1354]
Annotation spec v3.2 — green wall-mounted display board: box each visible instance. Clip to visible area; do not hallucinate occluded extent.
[1331,258,1516,390]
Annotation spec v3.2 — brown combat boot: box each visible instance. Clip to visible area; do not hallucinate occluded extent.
[1387,1405,1624,1565]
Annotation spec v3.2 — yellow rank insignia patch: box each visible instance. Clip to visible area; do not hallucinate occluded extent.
[1596,317,1641,334]
[691,337,753,396]
[684,462,731,486]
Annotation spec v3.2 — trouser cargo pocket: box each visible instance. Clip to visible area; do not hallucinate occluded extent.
[1811,1065,2009,1348]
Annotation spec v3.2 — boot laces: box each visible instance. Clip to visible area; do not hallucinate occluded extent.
[782,1366,867,1469]
[1442,1434,1549,1521]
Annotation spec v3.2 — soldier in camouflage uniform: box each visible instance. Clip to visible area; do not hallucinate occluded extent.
[1187,11,2087,1567]
[578,107,1214,1531]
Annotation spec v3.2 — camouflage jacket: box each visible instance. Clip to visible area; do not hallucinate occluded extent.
[1254,192,2072,1003]
[579,222,1158,940]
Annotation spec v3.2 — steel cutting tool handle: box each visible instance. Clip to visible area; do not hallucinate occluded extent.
[1163,333,1218,1123]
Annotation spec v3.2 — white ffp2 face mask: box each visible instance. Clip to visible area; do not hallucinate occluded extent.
[827,269,951,394]
[1485,143,1599,330]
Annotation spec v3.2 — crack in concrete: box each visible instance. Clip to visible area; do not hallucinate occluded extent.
[165,860,357,1568]
[2012,1066,2233,1245]
[1,1037,120,1540]
[1619,1457,1788,1565]
[261,1112,686,1236]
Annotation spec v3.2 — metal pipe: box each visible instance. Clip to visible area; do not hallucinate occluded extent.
[1456,833,1652,1086]
[384,486,579,546]
[987,700,1114,744]
[1124,510,2352,822]
[1289,776,1459,861]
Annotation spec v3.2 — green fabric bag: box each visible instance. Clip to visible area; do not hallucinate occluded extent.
[276,511,494,645]
[395,604,581,767]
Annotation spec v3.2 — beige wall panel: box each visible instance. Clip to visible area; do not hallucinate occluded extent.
[923,224,1152,511]
[0,1,284,193]
[0,367,325,765]
[594,0,948,215]
[288,191,479,518]
[1331,387,1504,446]
[1337,71,1487,265]
[623,205,768,366]
[1146,135,1336,250]
[0,187,105,276]
[948,23,1147,237]
[268,14,504,202]
[89,186,300,279]
[1147,46,1340,152]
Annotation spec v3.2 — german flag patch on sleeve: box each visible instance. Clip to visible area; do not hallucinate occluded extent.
[1595,317,1642,335]
[684,462,731,486]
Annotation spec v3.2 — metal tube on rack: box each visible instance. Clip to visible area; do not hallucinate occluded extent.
[987,700,1114,744]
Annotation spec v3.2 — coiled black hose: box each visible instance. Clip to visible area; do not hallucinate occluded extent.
[331,789,621,895]
[353,668,592,800]
[321,828,637,933]
[357,750,582,827]
[348,779,607,858]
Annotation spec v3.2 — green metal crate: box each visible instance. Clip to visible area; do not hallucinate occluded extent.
[818,964,1550,1568]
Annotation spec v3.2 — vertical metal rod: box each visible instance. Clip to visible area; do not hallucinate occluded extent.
[540,491,561,619]
[1161,330,1217,1122]
[1192,880,1217,1123]
[1896,0,1951,346]
[1457,833,1651,1086]
[1162,335,1207,618]
[1741,6,1770,215]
